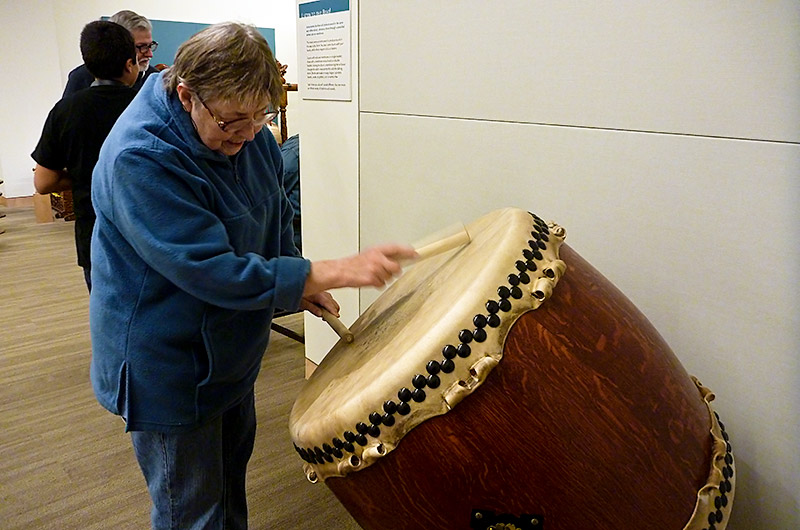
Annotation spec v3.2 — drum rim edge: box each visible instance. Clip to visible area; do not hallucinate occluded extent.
[682,377,736,530]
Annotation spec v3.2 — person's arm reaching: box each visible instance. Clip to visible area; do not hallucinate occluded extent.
[300,244,418,317]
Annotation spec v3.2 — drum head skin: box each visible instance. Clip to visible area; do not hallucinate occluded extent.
[288,208,735,530]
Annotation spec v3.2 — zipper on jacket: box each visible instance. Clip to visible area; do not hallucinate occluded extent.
[230,154,254,207]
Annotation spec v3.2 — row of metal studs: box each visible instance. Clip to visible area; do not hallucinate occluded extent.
[702,411,734,530]
[295,213,552,467]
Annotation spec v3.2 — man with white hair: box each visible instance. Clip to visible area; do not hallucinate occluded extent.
[63,10,159,97]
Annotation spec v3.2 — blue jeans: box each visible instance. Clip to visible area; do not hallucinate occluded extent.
[130,390,256,529]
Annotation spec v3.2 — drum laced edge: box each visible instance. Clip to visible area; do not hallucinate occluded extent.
[294,211,568,484]
[682,377,736,530]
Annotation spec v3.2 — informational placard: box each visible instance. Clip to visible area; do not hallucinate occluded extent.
[297,0,351,101]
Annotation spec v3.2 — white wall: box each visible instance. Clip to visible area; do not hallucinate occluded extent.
[360,3,799,143]
[0,0,299,199]
[351,1,799,529]
[0,0,63,198]
[297,0,362,364]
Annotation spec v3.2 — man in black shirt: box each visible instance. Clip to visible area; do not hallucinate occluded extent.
[63,10,158,97]
[32,20,139,290]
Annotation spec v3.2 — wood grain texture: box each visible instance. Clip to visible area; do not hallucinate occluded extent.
[0,207,358,530]
[327,244,711,530]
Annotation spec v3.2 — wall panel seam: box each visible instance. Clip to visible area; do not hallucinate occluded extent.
[360,111,799,146]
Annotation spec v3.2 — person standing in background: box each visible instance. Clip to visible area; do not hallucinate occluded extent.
[32,20,139,291]
[280,134,302,251]
[63,9,158,97]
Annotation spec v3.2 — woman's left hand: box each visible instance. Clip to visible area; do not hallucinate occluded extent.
[300,291,340,317]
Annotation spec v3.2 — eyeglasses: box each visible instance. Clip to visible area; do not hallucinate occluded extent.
[135,41,158,53]
[196,93,279,133]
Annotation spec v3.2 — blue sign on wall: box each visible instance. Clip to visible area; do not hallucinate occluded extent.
[102,18,276,67]
[299,0,350,18]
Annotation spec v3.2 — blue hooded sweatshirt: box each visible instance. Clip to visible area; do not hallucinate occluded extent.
[90,73,310,432]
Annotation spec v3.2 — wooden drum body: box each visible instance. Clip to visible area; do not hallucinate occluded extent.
[289,208,734,530]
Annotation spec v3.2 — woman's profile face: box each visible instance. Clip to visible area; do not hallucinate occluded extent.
[177,85,270,156]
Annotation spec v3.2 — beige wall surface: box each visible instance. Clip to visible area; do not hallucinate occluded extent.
[356,1,800,529]
[0,0,63,198]
[360,1,800,144]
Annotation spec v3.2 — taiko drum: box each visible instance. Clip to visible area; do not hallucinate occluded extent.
[289,208,735,530]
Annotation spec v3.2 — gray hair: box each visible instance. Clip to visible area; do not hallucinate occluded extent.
[162,22,283,110]
[108,10,152,33]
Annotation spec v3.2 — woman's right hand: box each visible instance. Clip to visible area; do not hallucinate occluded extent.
[302,244,418,296]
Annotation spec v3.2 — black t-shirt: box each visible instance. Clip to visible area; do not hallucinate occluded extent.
[31,84,136,268]
[62,64,159,98]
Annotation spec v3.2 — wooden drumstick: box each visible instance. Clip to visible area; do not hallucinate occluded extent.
[320,308,354,343]
[410,224,471,263]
